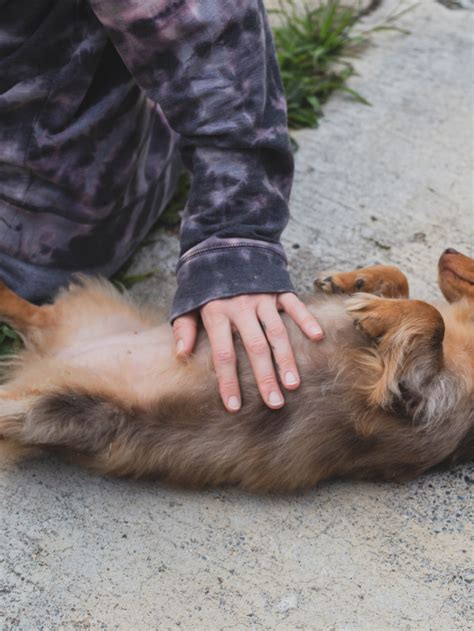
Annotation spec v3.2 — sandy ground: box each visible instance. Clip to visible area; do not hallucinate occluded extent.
[1,1,473,629]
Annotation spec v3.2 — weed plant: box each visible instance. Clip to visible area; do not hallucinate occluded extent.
[0,323,22,358]
[271,0,412,128]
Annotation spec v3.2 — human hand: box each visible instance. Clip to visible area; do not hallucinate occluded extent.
[172,293,324,412]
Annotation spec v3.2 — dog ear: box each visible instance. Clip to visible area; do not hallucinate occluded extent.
[347,296,445,416]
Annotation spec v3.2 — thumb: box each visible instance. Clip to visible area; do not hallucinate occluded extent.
[173,312,198,357]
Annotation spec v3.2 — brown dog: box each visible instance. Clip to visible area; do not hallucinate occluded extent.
[0,249,472,490]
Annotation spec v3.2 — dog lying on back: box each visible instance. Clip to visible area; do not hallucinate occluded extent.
[0,249,472,491]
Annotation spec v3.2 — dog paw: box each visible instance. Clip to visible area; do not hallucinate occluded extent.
[314,271,365,295]
[314,266,409,298]
[346,294,396,340]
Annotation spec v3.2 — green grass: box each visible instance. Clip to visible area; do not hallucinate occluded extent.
[0,323,22,358]
[271,0,413,129]
[112,268,161,291]
[157,171,190,229]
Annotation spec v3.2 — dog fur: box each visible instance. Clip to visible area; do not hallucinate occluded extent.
[0,249,472,491]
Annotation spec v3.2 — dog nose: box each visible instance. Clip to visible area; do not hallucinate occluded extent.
[443,248,459,255]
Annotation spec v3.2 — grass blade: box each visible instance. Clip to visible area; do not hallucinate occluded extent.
[273,0,414,132]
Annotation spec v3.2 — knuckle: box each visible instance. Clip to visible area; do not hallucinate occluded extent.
[214,348,236,365]
[235,295,252,313]
[266,321,286,338]
[237,294,252,305]
[279,292,295,306]
[301,314,316,328]
[218,378,239,390]
[173,321,189,335]
[275,353,292,368]
[247,338,269,356]
[204,302,222,317]
[258,374,278,388]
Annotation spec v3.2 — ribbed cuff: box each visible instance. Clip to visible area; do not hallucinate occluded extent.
[170,237,295,321]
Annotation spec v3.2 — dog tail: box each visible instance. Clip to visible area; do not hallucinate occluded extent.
[0,389,130,455]
[1,387,218,481]
[1,388,189,479]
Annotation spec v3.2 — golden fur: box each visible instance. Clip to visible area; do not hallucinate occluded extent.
[0,249,472,491]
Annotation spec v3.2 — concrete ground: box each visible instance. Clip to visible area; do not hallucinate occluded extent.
[1,1,473,629]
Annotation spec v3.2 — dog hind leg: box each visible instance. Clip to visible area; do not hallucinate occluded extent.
[0,283,56,349]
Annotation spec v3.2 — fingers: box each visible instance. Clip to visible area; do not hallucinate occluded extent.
[199,293,322,413]
[201,311,241,413]
[257,301,300,391]
[173,312,198,357]
[278,293,324,340]
[234,311,285,409]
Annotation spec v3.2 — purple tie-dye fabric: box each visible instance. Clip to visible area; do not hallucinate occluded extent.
[0,0,295,319]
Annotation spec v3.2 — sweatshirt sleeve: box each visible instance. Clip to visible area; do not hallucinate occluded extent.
[88,0,295,320]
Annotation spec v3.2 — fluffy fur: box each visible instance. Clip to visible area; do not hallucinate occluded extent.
[0,250,472,491]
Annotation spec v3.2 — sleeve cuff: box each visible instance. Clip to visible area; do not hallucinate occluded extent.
[170,237,295,322]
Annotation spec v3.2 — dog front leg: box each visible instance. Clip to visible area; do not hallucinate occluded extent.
[314,265,409,298]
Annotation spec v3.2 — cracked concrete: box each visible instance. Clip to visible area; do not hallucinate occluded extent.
[1,1,473,629]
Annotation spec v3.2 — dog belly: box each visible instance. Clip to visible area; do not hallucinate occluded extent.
[48,296,354,404]
[54,326,177,388]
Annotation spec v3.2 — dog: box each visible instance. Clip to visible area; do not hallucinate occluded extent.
[0,249,472,491]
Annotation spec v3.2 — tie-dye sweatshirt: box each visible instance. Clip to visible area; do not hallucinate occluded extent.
[0,0,295,320]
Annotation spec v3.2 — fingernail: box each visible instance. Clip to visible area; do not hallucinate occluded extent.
[285,371,298,386]
[176,339,185,354]
[268,391,284,406]
[228,396,241,411]
[311,325,324,339]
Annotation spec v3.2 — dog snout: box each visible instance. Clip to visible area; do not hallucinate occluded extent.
[443,248,459,256]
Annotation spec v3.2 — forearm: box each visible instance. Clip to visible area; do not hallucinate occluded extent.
[89,0,295,317]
